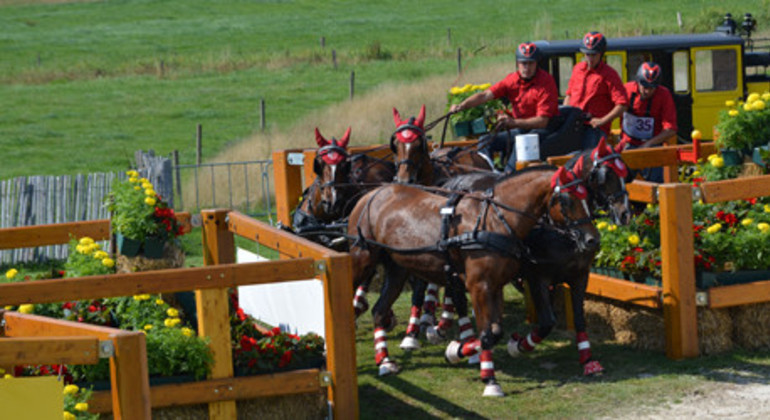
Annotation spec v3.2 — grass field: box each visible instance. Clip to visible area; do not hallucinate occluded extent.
[1,0,759,179]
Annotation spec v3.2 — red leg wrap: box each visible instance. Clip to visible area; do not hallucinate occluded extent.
[479,349,495,380]
[457,317,475,341]
[405,306,421,336]
[374,328,389,365]
[461,338,481,358]
[353,286,369,317]
[576,331,592,365]
[437,297,455,331]
[422,283,439,314]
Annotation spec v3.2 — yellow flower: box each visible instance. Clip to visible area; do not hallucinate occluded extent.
[5,268,18,279]
[764,204,770,213]
[125,170,139,177]
[129,177,139,183]
[692,170,701,176]
[608,224,617,232]
[0,368,4,374]
[63,411,76,420]
[690,129,702,140]
[627,234,640,246]
[74,402,89,412]
[646,203,654,211]
[743,103,753,112]
[144,324,154,331]
[181,327,195,337]
[754,100,766,111]
[133,294,151,301]
[596,221,608,230]
[167,308,179,317]
[729,109,739,117]
[134,186,141,190]
[707,153,718,162]
[63,384,79,395]
[4,306,12,310]
[758,223,770,233]
[18,304,34,314]
[725,100,736,107]
[93,250,108,259]
[711,157,724,168]
[78,237,94,246]
[102,257,115,268]
[706,223,722,234]
[742,218,754,226]
[747,93,761,103]
[145,197,157,206]
[724,261,735,271]
[450,86,462,95]
[3,374,12,379]
[144,188,156,196]
[156,298,165,305]
[479,83,491,90]
[164,317,182,327]
[139,177,149,184]
[763,92,770,101]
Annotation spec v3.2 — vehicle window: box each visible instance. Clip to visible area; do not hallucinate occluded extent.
[673,50,689,92]
[627,53,648,79]
[605,54,624,81]
[557,56,573,96]
[694,49,737,92]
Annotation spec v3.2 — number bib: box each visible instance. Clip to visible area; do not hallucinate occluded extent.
[622,112,654,140]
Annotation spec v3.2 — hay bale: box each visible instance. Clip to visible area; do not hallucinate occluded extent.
[698,307,733,355]
[115,243,185,273]
[740,162,765,178]
[731,302,770,350]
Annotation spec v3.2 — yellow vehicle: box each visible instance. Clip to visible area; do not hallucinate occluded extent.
[534,23,770,140]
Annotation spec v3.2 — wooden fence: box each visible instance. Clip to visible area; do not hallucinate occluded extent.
[0,210,358,419]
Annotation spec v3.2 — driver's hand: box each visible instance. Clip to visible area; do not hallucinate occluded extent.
[496,113,514,130]
[449,104,463,114]
[589,117,603,128]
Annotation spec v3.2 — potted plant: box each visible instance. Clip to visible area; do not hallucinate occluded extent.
[714,93,770,164]
[106,171,184,258]
[446,83,504,137]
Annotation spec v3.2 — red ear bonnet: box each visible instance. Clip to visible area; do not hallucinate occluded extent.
[551,167,588,200]
[315,127,349,165]
[591,137,628,178]
[314,127,329,148]
[392,106,426,144]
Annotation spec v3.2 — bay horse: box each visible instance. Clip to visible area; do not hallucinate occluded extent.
[291,127,395,250]
[347,165,597,396]
[442,137,631,376]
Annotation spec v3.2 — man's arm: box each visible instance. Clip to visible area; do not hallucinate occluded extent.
[500,115,549,130]
[589,104,627,129]
[641,129,677,148]
[449,89,494,113]
[562,95,571,106]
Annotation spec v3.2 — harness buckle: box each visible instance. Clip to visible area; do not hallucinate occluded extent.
[440,207,455,216]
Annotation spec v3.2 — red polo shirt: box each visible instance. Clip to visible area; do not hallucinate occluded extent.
[566,61,628,134]
[620,81,678,144]
[490,68,559,119]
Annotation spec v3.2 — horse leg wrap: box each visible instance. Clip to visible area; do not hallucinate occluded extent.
[457,317,476,341]
[374,328,391,365]
[437,297,455,331]
[479,349,496,382]
[576,332,604,375]
[353,286,369,317]
[507,332,541,357]
[399,306,422,351]
[422,283,439,315]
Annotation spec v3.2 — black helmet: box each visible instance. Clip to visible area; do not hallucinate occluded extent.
[636,62,662,88]
[516,42,541,62]
[580,31,607,54]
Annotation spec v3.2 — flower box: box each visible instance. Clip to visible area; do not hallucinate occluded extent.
[720,149,743,166]
[116,233,141,257]
[696,269,770,289]
[752,145,770,168]
[453,121,472,137]
[470,117,488,135]
[143,236,165,259]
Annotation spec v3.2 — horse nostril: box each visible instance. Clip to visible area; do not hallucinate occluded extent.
[585,235,599,251]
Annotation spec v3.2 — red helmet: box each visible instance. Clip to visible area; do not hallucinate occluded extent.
[581,31,606,54]
[636,62,662,88]
[516,42,541,62]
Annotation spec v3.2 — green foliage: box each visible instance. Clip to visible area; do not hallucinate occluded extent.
[446,83,505,127]
[146,327,213,380]
[594,205,662,279]
[715,93,770,151]
[63,384,99,420]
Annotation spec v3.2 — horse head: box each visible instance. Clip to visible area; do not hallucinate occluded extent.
[574,137,632,225]
[314,127,353,217]
[390,105,429,184]
[549,167,600,253]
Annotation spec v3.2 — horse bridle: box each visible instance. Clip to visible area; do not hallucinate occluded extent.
[390,119,427,181]
[589,152,629,215]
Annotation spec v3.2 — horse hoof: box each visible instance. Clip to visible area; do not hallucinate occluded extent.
[426,326,446,345]
[506,338,521,358]
[583,360,604,376]
[399,336,421,351]
[444,340,462,364]
[482,383,504,397]
[467,353,480,365]
[378,361,400,376]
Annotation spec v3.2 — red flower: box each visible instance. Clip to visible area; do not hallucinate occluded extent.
[279,350,293,368]
[62,302,75,310]
[633,247,644,253]
[240,335,254,352]
[236,308,247,322]
[644,218,654,226]
[747,197,758,205]
[88,305,97,313]
[247,359,257,368]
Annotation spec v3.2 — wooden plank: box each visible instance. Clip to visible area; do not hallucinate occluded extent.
[659,184,698,359]
[0,220,109,250]
[3,312,123,340]
[548,142,717,168]
[226,210,336,260]
[0,336,100,365]
[303,150,317,189]
[88,369,322,413]
[0,260,316,306]
[708,280,770,309]
[110,332,151,420]
[586,274,662,309]
[323,254,359,420]
[200,209,237,420]
[699,175,770,203]
[626,181,658,204]
[272,150,305,228]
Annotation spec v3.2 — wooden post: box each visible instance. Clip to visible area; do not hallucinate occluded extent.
[658,184,698,359]
[196,124,203,165]
[110,332,151,420]
[260,99,266,132]
[303,150,317,189]
[663,134,678,183]
[332,49,337,69]
[200,209,236,419]
[447,28,451,45]
[320,36,325,48]
[272,150,305,227]
[322,254,359,420]
[349,71,355,100]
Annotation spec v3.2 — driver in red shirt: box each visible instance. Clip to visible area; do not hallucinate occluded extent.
[616,61,678,182]
[449,42,559,172]
[564,31,628,148]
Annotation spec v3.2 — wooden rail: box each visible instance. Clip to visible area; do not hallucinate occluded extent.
[0,210,358,419]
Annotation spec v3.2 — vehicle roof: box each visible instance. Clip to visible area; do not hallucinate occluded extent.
[534,32,744,55]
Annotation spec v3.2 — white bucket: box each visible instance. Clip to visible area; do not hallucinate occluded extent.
[515,133,540,162]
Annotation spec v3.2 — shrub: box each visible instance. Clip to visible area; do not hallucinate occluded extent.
[714,93,770,151]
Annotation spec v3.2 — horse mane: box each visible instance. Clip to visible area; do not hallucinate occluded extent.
[494,164,558,185]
